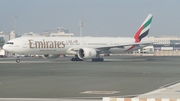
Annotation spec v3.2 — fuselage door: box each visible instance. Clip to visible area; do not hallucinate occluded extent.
[82,41,86,46]
[109,41,113,46]
[22,40,27,48]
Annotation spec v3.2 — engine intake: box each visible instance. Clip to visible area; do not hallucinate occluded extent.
[78,48,97,59]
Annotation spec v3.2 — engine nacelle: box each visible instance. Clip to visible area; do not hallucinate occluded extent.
[42,54,60,59]
[78,48,97,59]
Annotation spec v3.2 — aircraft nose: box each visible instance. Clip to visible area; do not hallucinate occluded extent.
[3,45,8,51]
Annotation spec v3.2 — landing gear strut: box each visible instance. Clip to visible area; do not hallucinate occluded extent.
[71,55,83,61]
[92,57,104,62]
[15,56,20,63]
[92,52,104,62]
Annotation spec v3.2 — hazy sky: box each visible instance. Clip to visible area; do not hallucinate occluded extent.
[0,0,180,37]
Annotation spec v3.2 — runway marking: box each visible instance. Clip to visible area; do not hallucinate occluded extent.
[0,73,180,77]
[81,91,120,94]
[0,61,76,64]
[0,58,150,64]
[0,98,101,100]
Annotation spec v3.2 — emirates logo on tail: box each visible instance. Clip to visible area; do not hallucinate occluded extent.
[134,14,153,42]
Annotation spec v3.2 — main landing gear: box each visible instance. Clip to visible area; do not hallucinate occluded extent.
[92,57,104,62]
[71,55,104,62]
[71,55,83,61]
[92,52,104,62]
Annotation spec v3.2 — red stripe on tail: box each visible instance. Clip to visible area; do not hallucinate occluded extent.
[134,24,144,43]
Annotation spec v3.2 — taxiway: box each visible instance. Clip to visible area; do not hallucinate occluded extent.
[0,56,180,99]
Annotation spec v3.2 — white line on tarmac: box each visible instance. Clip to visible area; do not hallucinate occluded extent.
[81,91,120,94]
[0,98,101,101]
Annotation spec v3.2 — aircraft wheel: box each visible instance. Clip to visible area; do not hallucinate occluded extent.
[92,58,104,62]
[16,59,20,63]
[100,58,104,62]
[71,58,75,61]
[71,58,83,61]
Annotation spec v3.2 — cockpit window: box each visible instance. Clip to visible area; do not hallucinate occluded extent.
[6,42,14,44]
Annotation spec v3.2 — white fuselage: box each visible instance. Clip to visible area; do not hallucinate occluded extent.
[3,37,146,55]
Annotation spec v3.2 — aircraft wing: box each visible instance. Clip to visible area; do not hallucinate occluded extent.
[70,42,153,52]
[96,42,153,51]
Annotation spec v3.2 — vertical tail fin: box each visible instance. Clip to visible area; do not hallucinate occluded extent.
[134,14,153,42]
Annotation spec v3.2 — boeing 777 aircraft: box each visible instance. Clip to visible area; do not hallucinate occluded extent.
[3,14,153,63]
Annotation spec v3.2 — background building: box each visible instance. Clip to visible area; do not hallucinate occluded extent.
[124,36,180,56]
[0,31,9,43]
[9,31,16,40]
[147,36,180,56]
[58,27,69,33]
[21,32,41,37]
[147,36,180,51]
[0,37,4,47]
[50,27,74,37]
[147,36,180,44]
[43,30,54,37]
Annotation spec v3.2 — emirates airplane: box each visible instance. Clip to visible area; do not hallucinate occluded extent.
[3,14,153,63]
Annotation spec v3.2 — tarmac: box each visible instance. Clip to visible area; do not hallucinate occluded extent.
[0,56,180,100]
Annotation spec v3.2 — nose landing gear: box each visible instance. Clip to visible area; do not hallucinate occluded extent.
[15,56,20,63]
[16,59,20,63]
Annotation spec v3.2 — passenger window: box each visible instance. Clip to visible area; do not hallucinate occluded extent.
[7,42,14,44]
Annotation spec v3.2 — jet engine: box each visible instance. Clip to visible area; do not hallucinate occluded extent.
[42,54,60,59]
[78,48,97,59]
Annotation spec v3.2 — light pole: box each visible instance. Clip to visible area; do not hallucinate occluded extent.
[96,28,98,37]
[14,15,17,34]
[79,20,83,37]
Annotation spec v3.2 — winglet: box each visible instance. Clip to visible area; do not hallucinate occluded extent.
[134,14,153,42]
